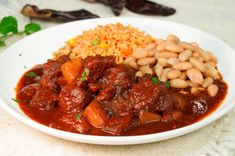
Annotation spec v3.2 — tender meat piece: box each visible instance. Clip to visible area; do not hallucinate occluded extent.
[156,92,187,112]
[104,115,132,135]
[30,88,59,110]
[18,83,40,98]
[84,55,115,83]
[125,77,160,112]
[59,83,92,112]
[40,55,70,92]
[60,113,91,134]
[102,96,132,117]
[162,110,183,122]
[57,76,68,89]
[156,93,174,112]
[101,64,135,94]
[97,83,116,102]
[88,83,100,92]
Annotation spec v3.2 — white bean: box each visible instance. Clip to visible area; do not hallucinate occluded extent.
[167,58,180,65]
[156,43,165,51]
[207,52,218,63]
[135,71,143,77]
[132,48,148,59]
[154,51,160,59]
[128,60,139,69]
[186,68,204,84]
[145,43,156,50]
[173,62,192,70]
[187,80,198,87]
[167,70,181,79]
[159,68,170,82]
[140,65,153,75]
[189,57,206,72]
[159,51,178,58]
[170,79,188,88]
[167,34,180,43]
[154,63,163,77]
[193,52,200,58]
[179,72,187,80]
[165,43,184,52]
[137,57,156,66]
[178,50,192,61]
[203,63,220,79]
[158,58,168,67]
[124,56,136,64]
[199,50,211,62]
[207,84,219,97]
[191,88,199,95]
[202,77,214,88]
[180,42,195,51]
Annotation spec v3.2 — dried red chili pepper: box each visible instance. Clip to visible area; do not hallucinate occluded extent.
[21,4,99,22]
[126,0,176,16]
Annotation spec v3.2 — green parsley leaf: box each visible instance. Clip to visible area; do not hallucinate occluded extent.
[166,81,171,88]
[79,68,90,82]
[92,38,99,46]
[76,113,81,120]
[24,23,41,35]
[26,72,36,78]
[24,66,27,69]
[0,41,5,47]
[11,98,20,103]
[152,77,160,84]
[0,16,18,35]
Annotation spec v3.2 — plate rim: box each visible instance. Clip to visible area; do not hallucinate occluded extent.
[0,17,235,145]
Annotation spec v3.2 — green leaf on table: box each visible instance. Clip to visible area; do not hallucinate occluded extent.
[0,41,5,47]
[0,16,18,35]
[24,23,41,35]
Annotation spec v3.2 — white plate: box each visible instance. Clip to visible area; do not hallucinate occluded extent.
[0,18,234,145]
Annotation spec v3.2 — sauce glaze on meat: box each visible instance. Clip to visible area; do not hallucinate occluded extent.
[16,55,227,136]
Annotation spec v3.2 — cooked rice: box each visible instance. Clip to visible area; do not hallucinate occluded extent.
[53,23,156,63]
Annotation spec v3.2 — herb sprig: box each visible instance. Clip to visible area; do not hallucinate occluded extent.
[0,16,41,47]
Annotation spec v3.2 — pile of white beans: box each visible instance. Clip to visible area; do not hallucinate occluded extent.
[124,34,220,97]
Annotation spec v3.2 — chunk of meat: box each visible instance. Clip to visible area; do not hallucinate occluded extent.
[83,100,108,128]
[59,83,92,112]
[101,64,135,94]
[104,115,132,135]
[125,77,160,112]
[84,55,115,83]
[162,110,183,122]
[96,83,116,102]
[18,83,40,98]
[156,92,187,112]
[60,113,91,134]
[102,95,132,117]
[30,88,59,110]
[40,55,70,92]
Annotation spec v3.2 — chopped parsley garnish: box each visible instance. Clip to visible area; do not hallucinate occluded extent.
[24,66,27,69]
[76,113,81,120]
[26,72,36,78]
[92,38,99,46]
[79,68,90,82]
[11,98,20,103]
[152,77,160,84]
[166,81,171,88]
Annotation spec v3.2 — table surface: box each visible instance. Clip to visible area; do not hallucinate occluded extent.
[0,0,235,156]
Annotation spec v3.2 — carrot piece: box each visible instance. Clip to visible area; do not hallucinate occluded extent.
[61,58,82,83]
[83,100,108,128]
[121,48,133,57]
[139,110,161,124]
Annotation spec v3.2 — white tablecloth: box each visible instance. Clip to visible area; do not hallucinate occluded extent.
[0,0,235,155]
